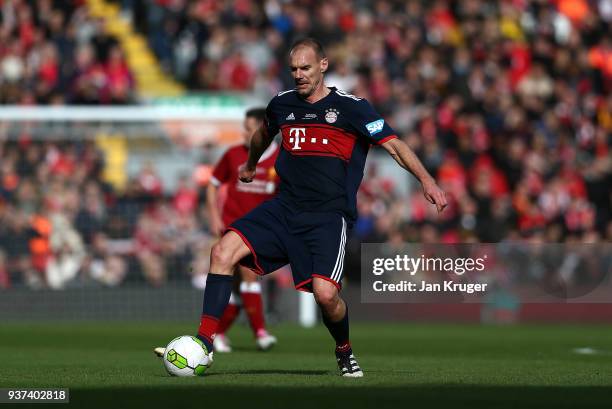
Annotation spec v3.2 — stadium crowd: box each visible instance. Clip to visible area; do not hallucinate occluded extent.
[0,0,135,104]
[0,139,216,289]
[0,0,610,290]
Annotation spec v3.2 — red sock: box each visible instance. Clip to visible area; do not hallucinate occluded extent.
[197,314,218,346]
[217,297,240,335]
[335,342,351,353]
[240,282,266,336]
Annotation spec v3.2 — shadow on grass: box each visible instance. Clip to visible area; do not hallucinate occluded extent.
[204,369,330,376]
[67,385,612,409]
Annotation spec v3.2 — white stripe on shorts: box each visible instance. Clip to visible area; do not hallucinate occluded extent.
[331,217,347,282]
[336,218,347,282]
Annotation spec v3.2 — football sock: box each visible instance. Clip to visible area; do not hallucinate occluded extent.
[197,273,234,351]
[322,304,351,352]
[240,281,266,336]
[216,292,240,335]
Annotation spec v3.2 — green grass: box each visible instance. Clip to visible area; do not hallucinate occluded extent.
[1,322,611,408]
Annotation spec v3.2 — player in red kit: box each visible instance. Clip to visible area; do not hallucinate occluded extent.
[207,107,279,352]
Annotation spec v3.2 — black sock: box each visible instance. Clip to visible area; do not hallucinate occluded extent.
[196,273,234,351]
[322,305,350,353]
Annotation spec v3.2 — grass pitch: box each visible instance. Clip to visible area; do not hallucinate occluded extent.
[1,322,611,408]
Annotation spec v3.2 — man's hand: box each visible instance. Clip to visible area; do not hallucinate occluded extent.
[239,164,256,183]
[422,179,447,213]
[209,214,225,237]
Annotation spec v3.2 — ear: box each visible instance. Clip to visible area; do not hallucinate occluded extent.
[320,57,329,73]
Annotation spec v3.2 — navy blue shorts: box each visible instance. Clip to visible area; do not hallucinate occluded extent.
[227,198,347,292]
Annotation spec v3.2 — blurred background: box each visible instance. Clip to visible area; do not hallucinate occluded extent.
[0,0,610,324]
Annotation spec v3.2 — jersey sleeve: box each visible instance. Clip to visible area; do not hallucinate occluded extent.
[263,97,280,137]
[211,151,232,187]
[351,99,398,145]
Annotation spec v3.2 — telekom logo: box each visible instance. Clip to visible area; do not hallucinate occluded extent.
[289,128,306,150]
[288,127,328,150]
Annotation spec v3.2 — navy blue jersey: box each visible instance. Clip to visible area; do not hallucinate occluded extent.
[263,87,397,223]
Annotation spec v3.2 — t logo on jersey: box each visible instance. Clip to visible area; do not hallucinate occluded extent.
[289,128,306,150]
[288,127,329,150]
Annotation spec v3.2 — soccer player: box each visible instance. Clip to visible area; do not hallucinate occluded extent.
[207,107,279,352]
[195,38,447,377]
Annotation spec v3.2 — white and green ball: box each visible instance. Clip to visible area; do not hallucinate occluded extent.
[163,336,212,377]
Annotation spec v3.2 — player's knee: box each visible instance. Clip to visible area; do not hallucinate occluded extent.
[210,242,234,271]
[313,285,338,309]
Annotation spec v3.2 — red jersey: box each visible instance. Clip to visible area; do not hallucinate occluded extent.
[211,142,280,225]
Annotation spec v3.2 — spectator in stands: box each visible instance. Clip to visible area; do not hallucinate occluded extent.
[85,232,128,287]
[46,211,86,290]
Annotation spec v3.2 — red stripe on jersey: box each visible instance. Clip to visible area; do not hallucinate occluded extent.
[280,124,356,162]
[375,134,398,145]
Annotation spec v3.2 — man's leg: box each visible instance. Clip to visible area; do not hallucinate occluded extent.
[214,266,241,352]
[196,231,251,352]
[239,266,277,350]
[312,277,362,377]
[312,278,350,349]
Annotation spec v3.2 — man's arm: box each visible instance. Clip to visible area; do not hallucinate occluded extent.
[206,182,224,236]
[239,125,274,182]
[381,138,447,212]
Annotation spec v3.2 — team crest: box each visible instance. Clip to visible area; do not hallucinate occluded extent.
[325,108,339,123]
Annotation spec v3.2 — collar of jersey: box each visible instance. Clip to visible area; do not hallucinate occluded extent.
[296,86,337,105]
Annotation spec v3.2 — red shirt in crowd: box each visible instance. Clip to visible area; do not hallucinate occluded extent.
[211,142,280,226]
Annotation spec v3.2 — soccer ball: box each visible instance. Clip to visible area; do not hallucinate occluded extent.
[163,336,212,377]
